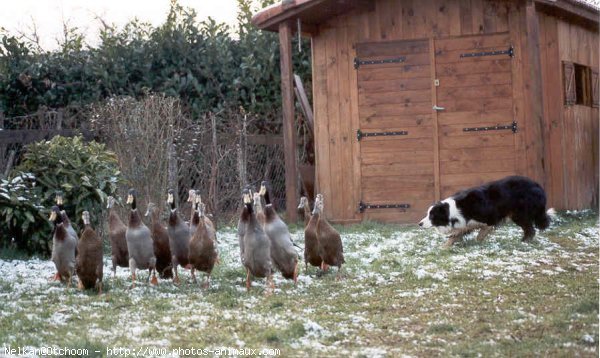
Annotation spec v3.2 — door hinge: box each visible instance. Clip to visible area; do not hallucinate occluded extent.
[359,201,411,213]
[460,45,514,59]
[357,129,408,141]
[354,56,406,69]
[463,121,518,133]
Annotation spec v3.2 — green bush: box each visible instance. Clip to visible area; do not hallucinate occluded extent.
[0,135,122,255]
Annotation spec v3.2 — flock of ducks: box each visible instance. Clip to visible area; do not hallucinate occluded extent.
[48,182,345,295]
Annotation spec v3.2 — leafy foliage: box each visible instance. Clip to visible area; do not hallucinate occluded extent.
[0,136,122,255]
[0,0,311,124]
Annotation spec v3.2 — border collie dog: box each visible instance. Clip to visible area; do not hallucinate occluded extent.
[419,176,555,247]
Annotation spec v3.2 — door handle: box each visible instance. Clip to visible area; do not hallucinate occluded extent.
[433,105,445,111]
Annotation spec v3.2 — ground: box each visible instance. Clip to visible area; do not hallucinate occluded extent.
[0,211,597,357]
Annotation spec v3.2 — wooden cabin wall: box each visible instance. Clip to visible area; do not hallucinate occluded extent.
[539,12,599,210]
[312,0,525,222]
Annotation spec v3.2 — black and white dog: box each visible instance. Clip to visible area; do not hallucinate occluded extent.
[419,176,555,247]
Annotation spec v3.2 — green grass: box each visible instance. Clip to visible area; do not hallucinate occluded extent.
[0,211,597,357]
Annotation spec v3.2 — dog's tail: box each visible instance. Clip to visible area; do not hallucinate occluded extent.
[535,208,557,230]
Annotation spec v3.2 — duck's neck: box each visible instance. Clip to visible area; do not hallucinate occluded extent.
[54,223,67,241]
[129,208,142,227]
[303,205,311,226]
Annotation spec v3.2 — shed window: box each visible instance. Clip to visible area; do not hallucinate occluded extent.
[563,61,596,107]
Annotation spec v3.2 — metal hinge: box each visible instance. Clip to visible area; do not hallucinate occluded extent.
[359,201,411,213]
[463,121,518,133]
[357,129,408,141]
[354,56,406,69]
[460,45,514,59]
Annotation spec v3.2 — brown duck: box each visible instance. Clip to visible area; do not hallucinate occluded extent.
[145,202,173,279]
[76,211,103,293]
[314,194,344,278]
[303,197,322,273]
[107,196,129,277]
[188,199,218,288]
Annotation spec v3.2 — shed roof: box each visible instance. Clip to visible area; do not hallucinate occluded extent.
[252,0,600,33]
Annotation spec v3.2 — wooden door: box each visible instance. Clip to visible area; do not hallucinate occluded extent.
[356,39,435,222]
[434,33,517,198]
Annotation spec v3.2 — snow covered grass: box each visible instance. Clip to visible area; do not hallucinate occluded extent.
[0,211,597,357]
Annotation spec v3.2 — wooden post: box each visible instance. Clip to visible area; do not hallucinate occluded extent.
[237,114,248,190]
[279,22,299,222]
[209,114,219,226]
[523,0,547,188]
[167,141,177,199]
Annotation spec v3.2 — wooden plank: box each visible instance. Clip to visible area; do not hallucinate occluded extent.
[508,2,528,179]
[495,1,510,33]
[522,0,547,187]
[348,14,362,221]
[435,33,510,51]
[362,161,433,177]
[439,131,515,149]
[431,37,440,201]
[357,65,430,81]
[362,150,434,166]
[336,24,353,220]
[441,171,515,187]
[362,174,434,191]
[358,77,431,93]
[356,39,429,57]
[435,0,451,37]
[361,138,434,153]
[359,101,433,117]
[436,59,512,75]
[472,0,485,34]
[293,74,314,135]
[278,22,299,222]
[437,84,512,100]
[363,200,434,223]
[437,109,513,125]
[539,13,564,208]
[437,72,512,88]
[402,0,416,39]
[483,0,498,34]
[439,146,515,161]
[325,26,343,219]
[449,0,462,36]
[311,34,331,214]
[440,157,515,175]
[437,97,513,112]
[359,89,431,105]
[360,114,432,129]
[363,186,435,201]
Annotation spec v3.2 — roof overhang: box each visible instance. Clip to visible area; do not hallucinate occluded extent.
[252,0,599,34]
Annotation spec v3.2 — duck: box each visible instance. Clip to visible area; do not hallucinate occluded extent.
[236,185,253,265]
[125,189,158,287]
[145,202,173,279]
[303,197,322,273]
[194,190,216,231]
[240,189,273,294]
[253,192,266,228]
[76,211,103,293]
[49,205,77,286]
[297,196,311,228]
[313,194,345,279]
[259,181,298,284]
[166,189,191,284]
[107,196,129,277]
[188,199,218,288]
[54,191,77,239]
[187,189,198,234]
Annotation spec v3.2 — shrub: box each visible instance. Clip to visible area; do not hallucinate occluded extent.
[0,135,122,255]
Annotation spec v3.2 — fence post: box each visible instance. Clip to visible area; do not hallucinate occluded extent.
[167,141,177,200]
[56,109,63,130]
[209,114,219,226]
[237,114,247,191]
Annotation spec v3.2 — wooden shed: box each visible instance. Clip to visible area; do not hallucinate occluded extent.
[253,0,599,223]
